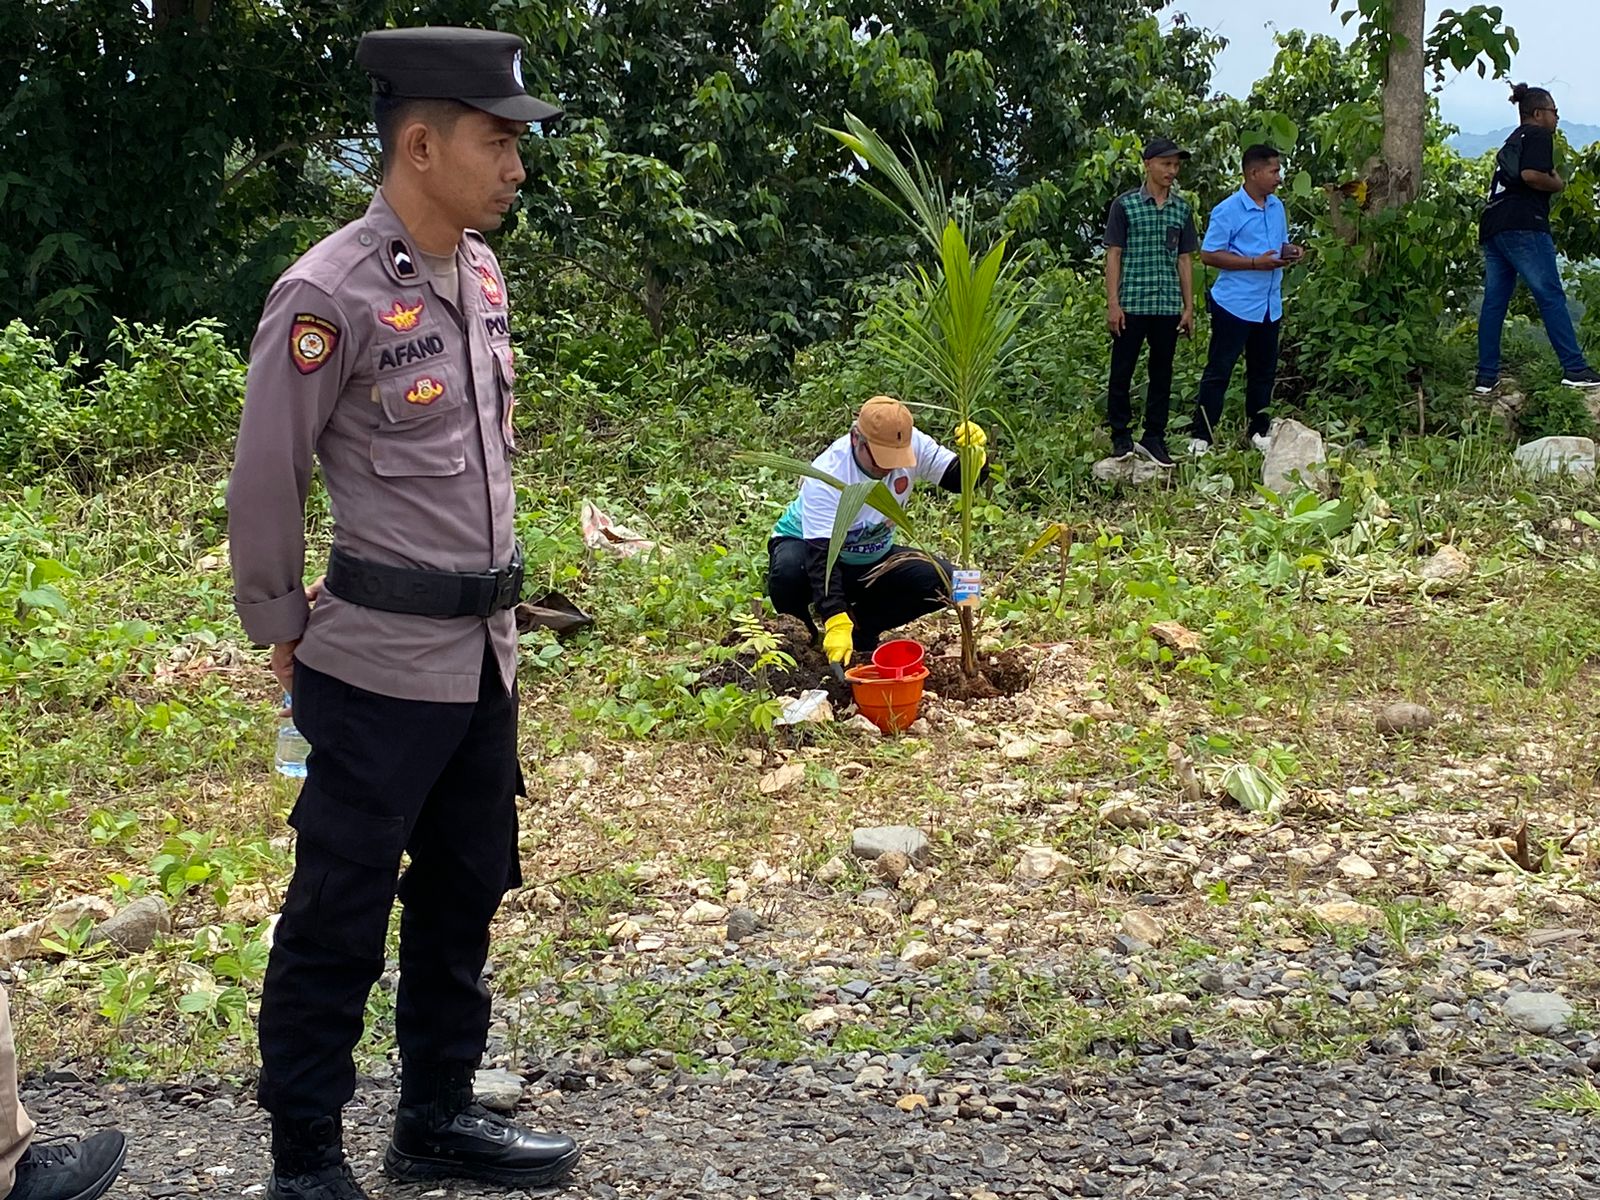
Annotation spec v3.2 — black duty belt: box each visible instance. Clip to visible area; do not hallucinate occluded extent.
[326,546,524,618]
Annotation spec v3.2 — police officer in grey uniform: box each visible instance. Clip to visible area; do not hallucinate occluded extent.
[228,27,577,1200]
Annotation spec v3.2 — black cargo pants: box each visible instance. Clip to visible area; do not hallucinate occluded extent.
[256,641,523,1119]
[766,539,955,651]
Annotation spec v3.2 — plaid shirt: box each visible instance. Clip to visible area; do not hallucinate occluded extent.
[1104,185,1199,316]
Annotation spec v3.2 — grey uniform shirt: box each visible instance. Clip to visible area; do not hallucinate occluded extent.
[228,189,520,702]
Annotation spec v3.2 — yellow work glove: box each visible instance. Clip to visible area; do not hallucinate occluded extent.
[954,421,988,467]
[822,612,856,665]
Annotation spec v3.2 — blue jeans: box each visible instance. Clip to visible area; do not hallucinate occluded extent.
[1478,230,1589,377]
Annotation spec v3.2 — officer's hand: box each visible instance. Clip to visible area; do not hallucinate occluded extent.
[271,641,299,710]
[954,421,988,468]
[822,612,856,666]
[1107,303,1126,336]
[271,577,325,712]
[1179,307,1195,338]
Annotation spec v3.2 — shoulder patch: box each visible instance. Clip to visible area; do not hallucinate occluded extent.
[289,314,340,374]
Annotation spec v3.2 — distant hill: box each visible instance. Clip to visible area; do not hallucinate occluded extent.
[1451,123,1600,157]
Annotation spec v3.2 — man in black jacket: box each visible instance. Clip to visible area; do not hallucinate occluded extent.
[1476,82,1600,393]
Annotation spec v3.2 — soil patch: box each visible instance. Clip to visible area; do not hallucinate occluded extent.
[697,615,853,706]
[924,641,1032,701]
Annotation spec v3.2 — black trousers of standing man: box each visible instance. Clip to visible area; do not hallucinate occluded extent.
[1107,313,1181,442]
[1191,293,1280,442]
[257,640,522,1119]
[767,539,953,652]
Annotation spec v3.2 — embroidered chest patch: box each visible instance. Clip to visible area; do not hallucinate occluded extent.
[378,298,425,331]
[405,376,445,406]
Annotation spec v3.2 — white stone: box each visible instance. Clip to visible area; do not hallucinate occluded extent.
[1514,436,1596,482]
[816,856,850,884]
[1261,419,1327,492]
[899,941,942,969]
[1014,845,1072,881]
[797,1006,845,1032]
[1336,854,1378,881]
[1092,455,1167,485]
[1001,738,1039,762]
[682,900,729,925]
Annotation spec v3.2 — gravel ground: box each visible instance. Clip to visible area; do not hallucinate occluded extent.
[21,1046,1600,1200]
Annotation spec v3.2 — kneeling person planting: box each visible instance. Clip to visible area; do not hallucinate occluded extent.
[767,396,987,666]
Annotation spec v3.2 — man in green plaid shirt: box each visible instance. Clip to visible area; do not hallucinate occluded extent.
[1104,137,1199,468]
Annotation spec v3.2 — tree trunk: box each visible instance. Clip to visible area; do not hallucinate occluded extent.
[1375,0,1426,209]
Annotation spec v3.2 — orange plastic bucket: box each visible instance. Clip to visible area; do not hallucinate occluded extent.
[846,664,929,734]
[871,638,926,679]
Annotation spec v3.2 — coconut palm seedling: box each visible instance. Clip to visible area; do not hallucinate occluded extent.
[743,112,1046,678]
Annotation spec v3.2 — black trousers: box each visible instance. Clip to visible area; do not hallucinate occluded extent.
[767,539,953,651]
[1192,294,1280,441]
[1107,313,1181,440]
[257,641,522,1120]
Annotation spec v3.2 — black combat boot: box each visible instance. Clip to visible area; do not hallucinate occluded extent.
[385,1058,579,1188]
[266,1113,369,1200]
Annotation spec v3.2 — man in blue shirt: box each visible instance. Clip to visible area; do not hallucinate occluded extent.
[1189,144,1305,455]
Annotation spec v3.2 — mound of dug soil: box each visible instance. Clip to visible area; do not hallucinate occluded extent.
[924,641,1032,701]
[697,615,853,707]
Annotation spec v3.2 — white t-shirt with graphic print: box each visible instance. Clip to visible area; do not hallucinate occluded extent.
[771,429,955,565]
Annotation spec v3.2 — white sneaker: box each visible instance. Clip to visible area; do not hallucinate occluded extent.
[1187,438,1211,458]
[1251,432,1272,453]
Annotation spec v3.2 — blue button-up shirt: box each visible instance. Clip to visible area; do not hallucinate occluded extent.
[1203,187,1288,323]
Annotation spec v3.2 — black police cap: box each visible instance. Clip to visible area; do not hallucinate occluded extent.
[356,27,563,125]
[1142,137,1191,161]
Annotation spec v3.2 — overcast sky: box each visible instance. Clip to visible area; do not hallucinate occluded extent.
[1170,0,1598,133]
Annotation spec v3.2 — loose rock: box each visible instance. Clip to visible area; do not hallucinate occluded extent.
[89,896,172,955]
[1336,854,1378,881]
[683,900,729,925]
[1376,701,1436,735]
[1014,845,1072,881]
[1503,991,1574,1036]
[1419,546,1473,591]
[899,941,942,969]
[873,851,911,886]
[1120,910,1166,947]
[474,1068,524,1115]
[1514,436,1596,482]
[851,826,931,867]
[724,907,759,943]
[0,896,115,965]
[1311,900,1384,927]
[1092,456,1166,485]
[1261,419,1327,492]
[816,856,850,884]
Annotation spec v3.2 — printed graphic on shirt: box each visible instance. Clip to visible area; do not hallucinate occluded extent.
[390,239,418,280]
[477,264,504,307]
[378,298,425,332]
[289,314,339,375]
[377,333,446,371]
[893,475,910,495]
[405,376,446,406]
